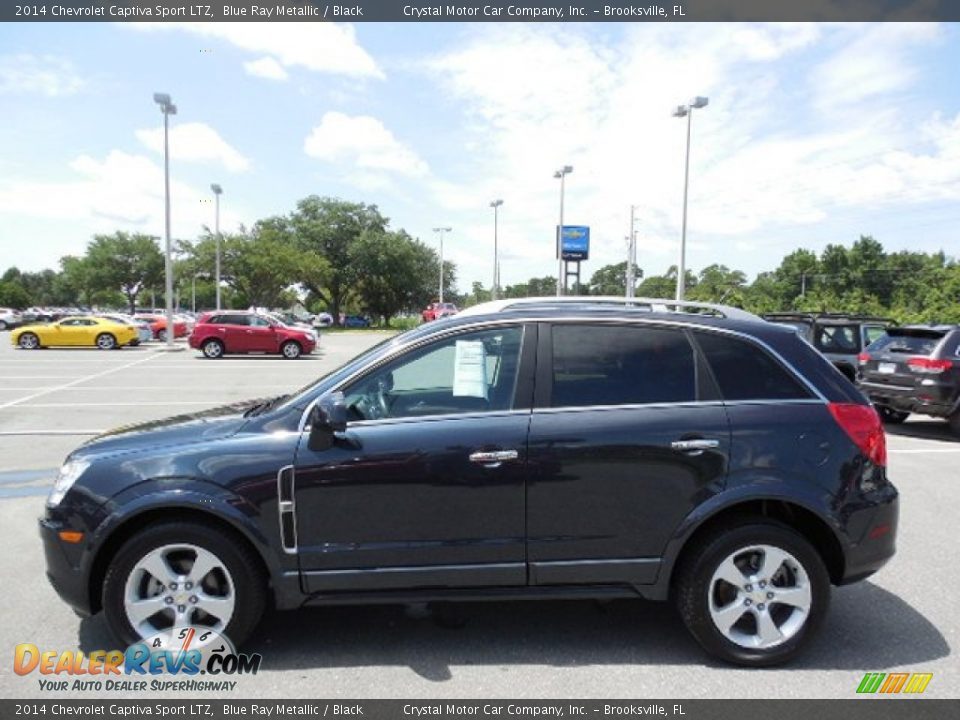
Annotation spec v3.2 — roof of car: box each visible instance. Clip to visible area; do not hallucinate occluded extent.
[763,312,893,325]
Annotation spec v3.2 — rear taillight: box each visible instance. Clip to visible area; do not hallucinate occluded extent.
[907,357,952,374]
[828,402,887,467]
[857,352,870,365]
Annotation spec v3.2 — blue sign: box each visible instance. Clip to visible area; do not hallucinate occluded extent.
[560,225,590,261]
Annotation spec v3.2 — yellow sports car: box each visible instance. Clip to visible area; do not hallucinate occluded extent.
[11,316,139,350]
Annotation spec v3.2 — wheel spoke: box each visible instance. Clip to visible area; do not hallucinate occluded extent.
[188,549,220,585]
[127,594,168,625]
[755,610,783,645]
[140,551,179,585]
[758,546,790,580]
[714,557,748,588]
[710,600,747,635]
[771,583,811,610]
[195,592,234,623]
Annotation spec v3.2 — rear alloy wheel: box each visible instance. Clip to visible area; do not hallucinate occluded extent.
[102,521,266,647]
[18,332,40,350]
[877,406,909,424]
[675,521,829,666]
[202,339,224,359]
[281,341,302,359]
[96,333,117,350]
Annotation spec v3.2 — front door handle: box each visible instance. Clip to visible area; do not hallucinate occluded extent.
[469,450,519,467]
[670,439,720,455]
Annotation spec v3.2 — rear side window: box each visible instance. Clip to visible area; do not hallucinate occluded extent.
[217,315,250,326]
[867,331,944,357]
[695,331,811,401]
[813,324,860,353]
[551,324,696,407]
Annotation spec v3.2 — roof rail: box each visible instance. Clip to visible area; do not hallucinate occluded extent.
[457,296,761,322]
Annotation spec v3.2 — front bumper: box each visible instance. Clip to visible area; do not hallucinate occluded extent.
[39,516,93,617]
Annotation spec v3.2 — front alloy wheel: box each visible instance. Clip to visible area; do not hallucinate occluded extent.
[202,339,224,359]
[103,521,266,647]
[675,521,829,666]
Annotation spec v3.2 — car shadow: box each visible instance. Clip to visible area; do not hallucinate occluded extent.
[885,418,956,443]
[77,581,948,678]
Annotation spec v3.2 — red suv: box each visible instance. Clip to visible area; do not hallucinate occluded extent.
[189,312,317,359]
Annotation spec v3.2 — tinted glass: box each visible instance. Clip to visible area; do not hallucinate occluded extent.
[813,324,860,352]
[696,331,811,401]
[250,316,272,327]
[343,326,523,420]
[551,324,696,408]
[219,315,250,326]
[864,326,887,345]
[866,330,945,357]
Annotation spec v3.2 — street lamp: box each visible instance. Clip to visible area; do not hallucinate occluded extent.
[489,200,503,300]
[432,227,451,303]
[626,205,639,299]
[672,96,708,302]
[553,165,573,296]
[153,92,177,348]
[210,183,222,310]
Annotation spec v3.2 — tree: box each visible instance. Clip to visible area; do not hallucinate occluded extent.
[0,281,30,309]
[219,224,306,309]
[59,256,96,307]
[85,232,164,314]
[589,261,641,296]
[350,230,432,325]
[289,196,388,325]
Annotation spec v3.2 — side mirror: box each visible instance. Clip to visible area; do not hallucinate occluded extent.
[307,392,347,451]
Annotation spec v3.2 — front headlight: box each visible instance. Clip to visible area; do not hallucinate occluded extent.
[48,460,89,508]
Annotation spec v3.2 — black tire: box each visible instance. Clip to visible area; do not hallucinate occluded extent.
[18,332,40,350]
[674,520,830,667]
[202,339,225,359]
[878,406,909,424]
[280,340,302,359]
[102,521,266,648]
[0,320,7,331]
[96,333,117,350]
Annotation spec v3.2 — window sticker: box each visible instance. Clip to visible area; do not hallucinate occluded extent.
[453,340,488,399]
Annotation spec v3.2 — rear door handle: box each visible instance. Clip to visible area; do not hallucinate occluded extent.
[671,439,720,454]
[469,450,519,467]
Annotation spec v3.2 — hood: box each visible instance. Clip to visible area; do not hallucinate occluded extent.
[71,398,268,461]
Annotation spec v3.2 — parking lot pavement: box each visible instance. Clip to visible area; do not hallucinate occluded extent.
[0,333,956,699]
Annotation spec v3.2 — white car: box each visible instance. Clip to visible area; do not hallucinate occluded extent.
[0,308,22,331]
[312,312,334,328]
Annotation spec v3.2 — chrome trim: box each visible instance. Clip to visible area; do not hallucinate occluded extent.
[469,449,519,465]
[296,315,827,431]
[277,464,297,555]
[531,399,824,415]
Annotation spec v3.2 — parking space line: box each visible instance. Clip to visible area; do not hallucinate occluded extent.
[0,430,105,435]
[16,401,235,407]
[0,351,159,410]
[888,447,960,454]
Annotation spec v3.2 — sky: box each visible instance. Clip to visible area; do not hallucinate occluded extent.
[1,21,959,293]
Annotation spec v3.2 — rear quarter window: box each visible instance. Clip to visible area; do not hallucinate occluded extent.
[695,331,812,401]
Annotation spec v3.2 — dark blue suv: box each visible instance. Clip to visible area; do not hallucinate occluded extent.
[40,297,898,666]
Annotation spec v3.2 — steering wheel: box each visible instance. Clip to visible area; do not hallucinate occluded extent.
[375,377,391,418]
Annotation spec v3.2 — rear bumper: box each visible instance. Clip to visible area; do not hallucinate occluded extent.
[859,381,954,418]
[837,484,899,585]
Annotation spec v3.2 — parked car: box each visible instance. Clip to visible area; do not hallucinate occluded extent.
[134,313,188,341]
[11,316,139,350]
[96,314,153,346]
[763,313,892,381]
[342,314,372,328]
[422,302,459,322]
[189,311,317,359]
[0,307,22,331]
[857,324,960,433]
[312,312,334,329]
[40,296,897,666]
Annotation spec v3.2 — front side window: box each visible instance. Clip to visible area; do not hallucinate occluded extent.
[343,326,524,421]
[550,324,696,408]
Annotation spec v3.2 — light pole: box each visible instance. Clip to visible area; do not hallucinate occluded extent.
[490,200,503,300]
[626,205,639,298]
[553,166,573,296]
[432,227,451,303]
[672,96,708,301]
[153,92,177,349]
[211,183,222,310]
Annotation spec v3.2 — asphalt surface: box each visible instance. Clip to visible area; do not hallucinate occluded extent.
[0,331,956,699]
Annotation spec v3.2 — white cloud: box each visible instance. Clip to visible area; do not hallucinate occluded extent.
[304,112,428,177]
[244,56,289,81]
[129,22,383,79]
[135,122,250,173]
[0,54,84,96]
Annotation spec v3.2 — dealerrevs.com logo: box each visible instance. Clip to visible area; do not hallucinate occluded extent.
[14,627,262,693]
[856,672,933,695]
